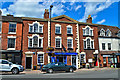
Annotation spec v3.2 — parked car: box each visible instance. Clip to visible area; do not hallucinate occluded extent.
[0,59,24,74]
[42,62,76,73]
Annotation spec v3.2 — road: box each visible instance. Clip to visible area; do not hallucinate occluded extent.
[0,68,119,80]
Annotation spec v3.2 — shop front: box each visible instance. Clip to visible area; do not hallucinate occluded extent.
[47,52,78,69]
[0,50,22,65]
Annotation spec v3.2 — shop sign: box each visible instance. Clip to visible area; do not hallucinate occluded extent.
[88,59,93,63]
[46,47,54,51]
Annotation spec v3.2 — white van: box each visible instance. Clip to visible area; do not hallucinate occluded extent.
[0,59,24,74]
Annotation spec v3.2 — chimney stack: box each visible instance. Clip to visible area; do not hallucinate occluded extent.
[44,9,49,19]
[86,15,92,23]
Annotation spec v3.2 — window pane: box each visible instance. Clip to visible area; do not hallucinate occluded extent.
[90,30,93,36]
[34,23,38,32]
[102,43,105,50]
[29,38,32,47]
[67,27,72,34]
[91,41,93,49]
[2,60,9,64]
[9,23,16,32]
[83,29,85,35]
[86,27,89,35]
[84,41,86,49]
[38,54,43,63]
[8,38,15,48]
[29,26,33,32]
[101,30,105,36]
[39,39,42,47]
[39,26,43,33]
[33,36,38,47]
[56,38,60,48]
[108,43,111,50]
[55,26,60,34]
[67,39,72,48]
[87,39,90,49]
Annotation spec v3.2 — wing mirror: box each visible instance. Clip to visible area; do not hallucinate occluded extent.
[9,62,12,66]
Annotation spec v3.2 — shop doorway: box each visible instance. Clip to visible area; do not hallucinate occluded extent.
[26,57,32,69]
[94,54,98,66]
[72,55,76,66]
[56,56,67,64]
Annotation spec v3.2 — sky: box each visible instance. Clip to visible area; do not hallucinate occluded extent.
[0,0,119,28]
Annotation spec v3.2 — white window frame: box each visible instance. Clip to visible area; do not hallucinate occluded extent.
[83,37,94,49]
[100,28,105,36]
[7,36,16,50]
[28,21,43,33]
[102,43,106,50]
[117,30,120,37]
[8,22,17,34]
[28,34,43,48]
[67,37,73,48]
[82,25,93,36]
[106,29,111,37]
[67,25,73,34]
[55,24,61,34]
[37,52,44,65]
[55,37,61,48]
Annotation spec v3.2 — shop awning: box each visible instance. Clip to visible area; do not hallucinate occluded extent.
[54,52,78,55]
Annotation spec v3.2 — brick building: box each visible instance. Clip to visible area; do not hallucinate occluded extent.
[0,9,120,69]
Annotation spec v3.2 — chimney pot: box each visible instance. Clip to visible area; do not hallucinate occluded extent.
[44,9,49,19]
[86,15,92,23]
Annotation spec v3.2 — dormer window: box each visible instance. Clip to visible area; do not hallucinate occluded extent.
[100,28,105,36]
[29,21,43,33]
[117,30,120,37]
[106,29,111,37]
[83,25,93,36]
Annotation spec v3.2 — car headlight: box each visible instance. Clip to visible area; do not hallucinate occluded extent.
[19,66,23,68]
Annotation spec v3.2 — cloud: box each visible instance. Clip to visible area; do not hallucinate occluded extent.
[79,0,115,22]
[75,5,82,11]
[97,19,106,24]
[1,0,65,18]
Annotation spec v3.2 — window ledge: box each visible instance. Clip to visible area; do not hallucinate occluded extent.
[84,48,95,50]
[55,47,62,49]
[29,32,43,34]
[67,48,73,50]
[7,48,15,50]
[83,35,93,37]
[55,33,61,35]
[67,34,73,36]
[28,47,43,49]
[8,32,16,34]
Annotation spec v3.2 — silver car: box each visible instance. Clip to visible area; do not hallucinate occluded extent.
[0,59,24,74]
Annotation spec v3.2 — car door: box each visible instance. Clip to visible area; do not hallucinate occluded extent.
[53,63,59,71]
[1,60,11,71]
[0,60,2,71]
[58,63,65,71]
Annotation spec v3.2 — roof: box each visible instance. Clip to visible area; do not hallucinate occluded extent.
[51,15,78,23]
[2,15,22,23]
[21,17,48,21]
[98,25,120,38]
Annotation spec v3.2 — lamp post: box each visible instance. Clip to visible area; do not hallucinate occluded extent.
[50,5,53,47]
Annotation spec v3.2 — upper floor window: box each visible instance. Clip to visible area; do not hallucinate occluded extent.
[83,38,94,49]
[0,22,2,33]
[83,26,93,36]
[119,43,120,50]
[117,30,120,37]
[28,35,43,48]
[108,43,111,50]
[29,21,43,33]
[106,29,111,37]
[100,29,105,36]
[8,38,15,48]
[55,37,61,48]
[55,24,61,34]
[9,22,16,33]
[67,25,73,34]
[67,38,73,48]
[102,43,105,50]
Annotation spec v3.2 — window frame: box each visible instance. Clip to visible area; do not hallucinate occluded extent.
[8,22,17,34]
[83,38,94,49]
[106,29,111,37]
[55,37,61,48]
[7,37,16,50]
[82,26,93,36]
[0,22,2,34]
[67,25,73,34]
[108,43,111,50]
[102,43,106,50]
[37,52,44,65]
[55,24,61,34]
[67,38,73,49]
[100,28,105,36]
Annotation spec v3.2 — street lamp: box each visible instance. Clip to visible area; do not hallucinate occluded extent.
[50,5,53,47]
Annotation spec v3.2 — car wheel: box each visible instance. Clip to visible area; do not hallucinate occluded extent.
[12,68,19,74]
[48,69,53,73]
[69,68,73,72]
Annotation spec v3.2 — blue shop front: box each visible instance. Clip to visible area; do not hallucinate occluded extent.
[47,52,78,69]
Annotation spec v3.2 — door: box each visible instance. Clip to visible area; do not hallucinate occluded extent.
[1,60,11,71]
[26,57,32,69]
[72,55,76,66]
